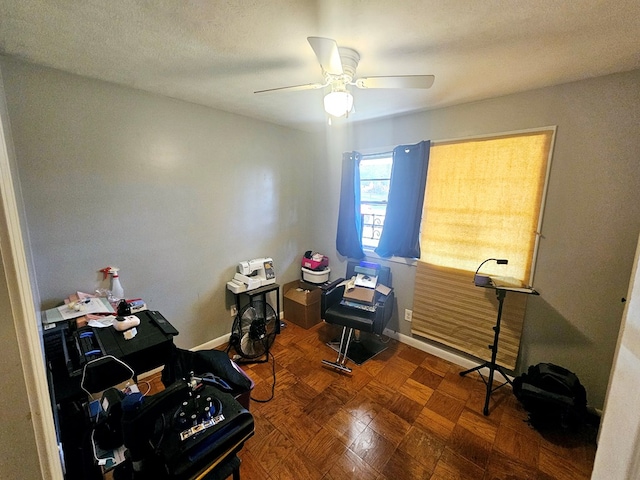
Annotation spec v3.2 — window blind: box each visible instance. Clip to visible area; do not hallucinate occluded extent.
[411,129,553,369]
[412,262,527,369]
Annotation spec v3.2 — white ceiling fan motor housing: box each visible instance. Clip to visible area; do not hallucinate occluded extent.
[337,47,360,81]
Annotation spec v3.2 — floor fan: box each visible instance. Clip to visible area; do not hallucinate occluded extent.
[228,299,277,363]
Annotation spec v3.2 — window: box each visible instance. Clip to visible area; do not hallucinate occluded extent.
[359,154,392,249]
[411,128,555,370]
[420,129,554,284]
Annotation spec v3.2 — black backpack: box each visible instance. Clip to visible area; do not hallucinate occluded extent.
[512,363,587,430]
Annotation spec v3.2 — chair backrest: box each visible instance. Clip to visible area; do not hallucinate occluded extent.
[346,260,392,287]
[81,355,135,398]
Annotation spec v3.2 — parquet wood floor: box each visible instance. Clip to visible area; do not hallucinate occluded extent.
[146,321,597,479]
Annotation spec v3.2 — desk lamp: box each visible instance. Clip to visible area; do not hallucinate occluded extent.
[474,258,508,286]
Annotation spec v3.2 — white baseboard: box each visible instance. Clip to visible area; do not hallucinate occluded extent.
[383,328,514,382]
[138,333,233,380]
[138,366,164,379]
[191,333,232,352]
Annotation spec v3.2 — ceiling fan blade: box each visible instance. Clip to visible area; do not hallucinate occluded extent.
[355,75,435,90]
[307,37,343,75]
[254,82,325,94]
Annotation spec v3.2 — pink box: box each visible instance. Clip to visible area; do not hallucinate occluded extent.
[301,254,329,271]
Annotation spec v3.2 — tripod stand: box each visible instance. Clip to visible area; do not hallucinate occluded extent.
[460,283,537,415]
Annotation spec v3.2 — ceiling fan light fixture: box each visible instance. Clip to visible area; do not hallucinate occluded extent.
[323,90,353,117]
[255,37,434,120]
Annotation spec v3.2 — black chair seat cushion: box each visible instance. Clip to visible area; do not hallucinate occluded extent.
[322,261,394,337]
[324,304,376,332]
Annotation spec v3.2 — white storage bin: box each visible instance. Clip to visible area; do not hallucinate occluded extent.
[301,267,330,284]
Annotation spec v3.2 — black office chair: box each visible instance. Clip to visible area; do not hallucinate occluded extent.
[321,261,394,373]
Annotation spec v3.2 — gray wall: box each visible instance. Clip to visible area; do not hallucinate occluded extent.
[3,51,639,410]
[1,56,317,349]
[312,69,640,409]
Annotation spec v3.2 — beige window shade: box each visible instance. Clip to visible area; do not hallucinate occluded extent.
[421,130,553,282]
[413,262,527,369]
[411,129,553,369]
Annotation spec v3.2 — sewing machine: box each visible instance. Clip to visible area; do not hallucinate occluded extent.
[226,257,276,293]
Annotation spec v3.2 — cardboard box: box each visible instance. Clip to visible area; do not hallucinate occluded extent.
[343,286,375,305]
[283,280,322,329]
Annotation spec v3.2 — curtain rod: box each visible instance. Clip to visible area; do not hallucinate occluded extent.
[360,140,432,158]
[362,150,393,158]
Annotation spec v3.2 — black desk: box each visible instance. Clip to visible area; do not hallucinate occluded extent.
[45,310,178,404]
[43,310,178,480]
[94,310,177,377]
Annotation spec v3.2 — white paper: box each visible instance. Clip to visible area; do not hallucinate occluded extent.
[87,315,116,328]
[56,297,114,320]
[355,272,378,289]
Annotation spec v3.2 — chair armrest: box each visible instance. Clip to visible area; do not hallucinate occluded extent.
[321,282,345,317]
[374,288,394,334]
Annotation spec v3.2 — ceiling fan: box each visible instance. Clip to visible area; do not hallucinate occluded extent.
[254,37,435,118]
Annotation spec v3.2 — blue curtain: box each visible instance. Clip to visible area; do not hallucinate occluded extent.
[336,151,365,259]
[375,140,430,258]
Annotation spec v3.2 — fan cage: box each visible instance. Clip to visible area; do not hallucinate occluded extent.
[231,299,277,359]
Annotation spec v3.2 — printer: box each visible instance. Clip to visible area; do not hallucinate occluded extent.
[226,258,276,294]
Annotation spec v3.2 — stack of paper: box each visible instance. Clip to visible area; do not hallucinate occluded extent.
[354,262,380,288]
[355,272,378,289]
[44,297,114,325]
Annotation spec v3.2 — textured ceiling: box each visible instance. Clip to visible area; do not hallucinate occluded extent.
[1,1,639,131]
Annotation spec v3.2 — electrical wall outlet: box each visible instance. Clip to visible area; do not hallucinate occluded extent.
[404,309,413,322]
[230,305,238,317]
